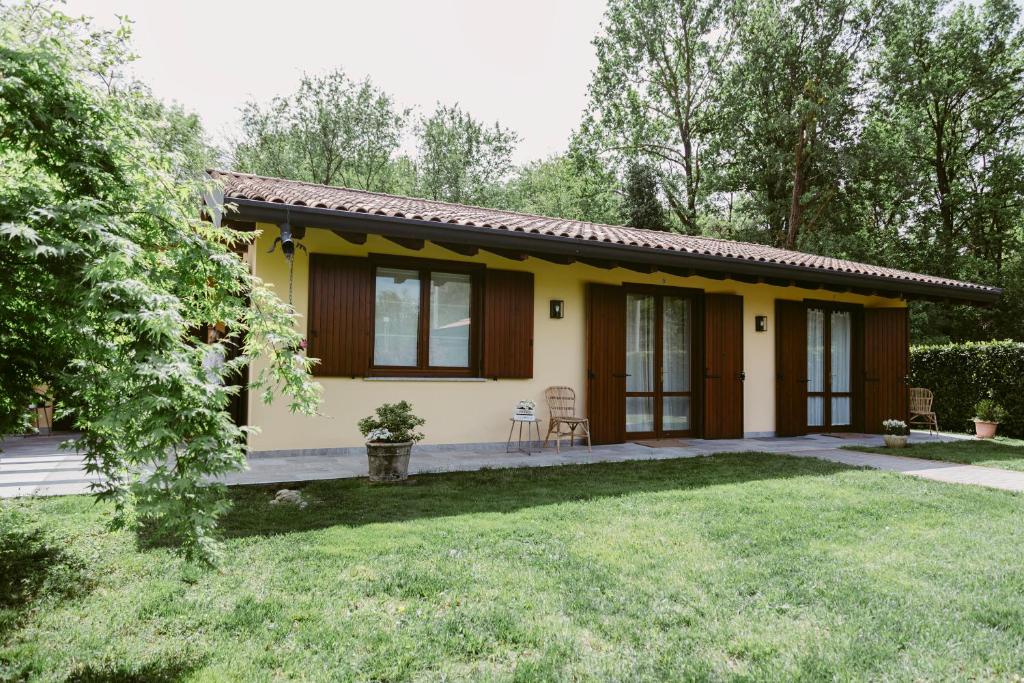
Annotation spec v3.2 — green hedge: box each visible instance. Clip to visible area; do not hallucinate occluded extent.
[909,341,1024,438]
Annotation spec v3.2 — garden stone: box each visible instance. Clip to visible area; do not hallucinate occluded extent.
[270,488,307,508]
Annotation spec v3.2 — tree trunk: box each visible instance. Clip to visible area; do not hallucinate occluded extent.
[933,132,956,272]
[785,121,807,250]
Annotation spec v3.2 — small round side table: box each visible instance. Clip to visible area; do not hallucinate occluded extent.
[506,417,542,455]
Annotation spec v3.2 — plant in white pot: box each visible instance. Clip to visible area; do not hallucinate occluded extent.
[973,398,1006,440]
[882,419,909,448]
[358,401,425,483]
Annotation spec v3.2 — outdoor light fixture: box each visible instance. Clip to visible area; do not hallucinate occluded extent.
[267,221,307,260]
[550,300,564,319]
[755,315,768,332]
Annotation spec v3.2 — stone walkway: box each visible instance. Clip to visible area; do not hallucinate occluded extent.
[2,431,1022,498]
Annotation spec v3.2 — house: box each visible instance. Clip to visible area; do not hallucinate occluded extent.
[208,170,1001,453]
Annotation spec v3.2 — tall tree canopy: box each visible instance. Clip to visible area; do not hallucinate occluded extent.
[502,153,623,225]
[0,3,318,561]
[577,0,1024,343]
[233,69,410,191]
[580,0,732,234]
[414,103,519,206]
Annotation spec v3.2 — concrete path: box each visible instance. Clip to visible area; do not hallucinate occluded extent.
[3,431,1022,498]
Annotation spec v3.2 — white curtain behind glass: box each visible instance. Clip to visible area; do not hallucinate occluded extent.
[428,272,471,367]
[830,311,852,425]
[807,308,825,427]
[626,294,655,393]
[625,294,655,432]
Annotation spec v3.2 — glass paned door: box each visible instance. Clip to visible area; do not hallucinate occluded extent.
[625,291,694,438]
[807,306,855,431]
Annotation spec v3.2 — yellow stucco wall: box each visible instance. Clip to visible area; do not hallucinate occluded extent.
[247,223,905,451]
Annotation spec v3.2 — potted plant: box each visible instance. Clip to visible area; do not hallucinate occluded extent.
[358,401,425,482]
[882,419,909,448]
[973,398,1006,439]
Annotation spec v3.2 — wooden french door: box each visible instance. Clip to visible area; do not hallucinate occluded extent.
[863,308,909,432]
[587,284,698,444]
[704,294,744,439]
[623,289,698,439]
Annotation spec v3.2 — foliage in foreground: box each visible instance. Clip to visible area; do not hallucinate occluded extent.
[2,453,1023,680]
[910,341,1024,437]
[0,3,319,561]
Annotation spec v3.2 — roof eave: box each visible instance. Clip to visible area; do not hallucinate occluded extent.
[226,198,1002,305]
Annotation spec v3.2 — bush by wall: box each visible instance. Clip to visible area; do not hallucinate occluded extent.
[909,341,1024,438]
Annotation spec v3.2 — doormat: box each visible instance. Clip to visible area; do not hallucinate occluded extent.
[633,439,691,448]
[821,433,873,439]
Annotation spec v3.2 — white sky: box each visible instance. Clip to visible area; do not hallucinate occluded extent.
[61,0,608,164]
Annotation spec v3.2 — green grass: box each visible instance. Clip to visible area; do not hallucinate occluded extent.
[846,436,1024,472]
[2,452,1023,681]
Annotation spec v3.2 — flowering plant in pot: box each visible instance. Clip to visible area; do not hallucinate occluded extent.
[358,401,425,482]
[882,419,909,448]
[973,398,1006,440]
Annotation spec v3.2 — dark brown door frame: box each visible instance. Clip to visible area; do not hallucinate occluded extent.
[804,299,864,433]
[620,284,704,440]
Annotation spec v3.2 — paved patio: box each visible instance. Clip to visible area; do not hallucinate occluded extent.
[3,431,1022,498]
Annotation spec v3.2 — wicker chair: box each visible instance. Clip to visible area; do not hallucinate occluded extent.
[908,387,939,435]
[543,386,592,454]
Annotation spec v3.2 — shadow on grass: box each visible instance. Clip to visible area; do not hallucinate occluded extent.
[0,516,93,640]
[64,658,206,683]
[220,451,855,539]
[845,439,1024,470]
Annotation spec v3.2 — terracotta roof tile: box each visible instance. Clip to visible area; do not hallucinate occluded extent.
[210,170,998,295]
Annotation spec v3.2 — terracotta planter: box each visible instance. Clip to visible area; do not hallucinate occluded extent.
[366,441,413,482]
[974,420,999,439]
[883,434,909,449]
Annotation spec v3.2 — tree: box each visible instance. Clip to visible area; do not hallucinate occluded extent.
[872,0,1024,341]
[582,0,732,234]
[414,103,519,206]
[232,69,409,191]
[876,0,1024,272]
[622,161,669,230]
[717,0,879,249]
[0,2,319,561]
[502,153,622,224]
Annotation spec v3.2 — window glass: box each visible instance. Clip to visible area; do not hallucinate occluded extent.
[626,396,654,433]
[663,296,691,393]
[626,294,655,393]
[663,396,690,431]
[429,272,472,367]
[374,267,420,366]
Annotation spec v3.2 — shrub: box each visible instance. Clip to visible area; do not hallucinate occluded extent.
[358,401,426,444]
[974,398,1007,424]
[910,341,1024,437]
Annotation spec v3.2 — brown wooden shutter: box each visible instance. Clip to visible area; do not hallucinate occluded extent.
[587,284,626,445]
[704,293,744,439]
[307,254,372,377]
[863,308,909,433]
[482,269,534,378]
[775,300,808,437]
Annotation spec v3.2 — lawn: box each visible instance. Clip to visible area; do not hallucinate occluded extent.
[846,436,1024,472]
[2,453,1023,681]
